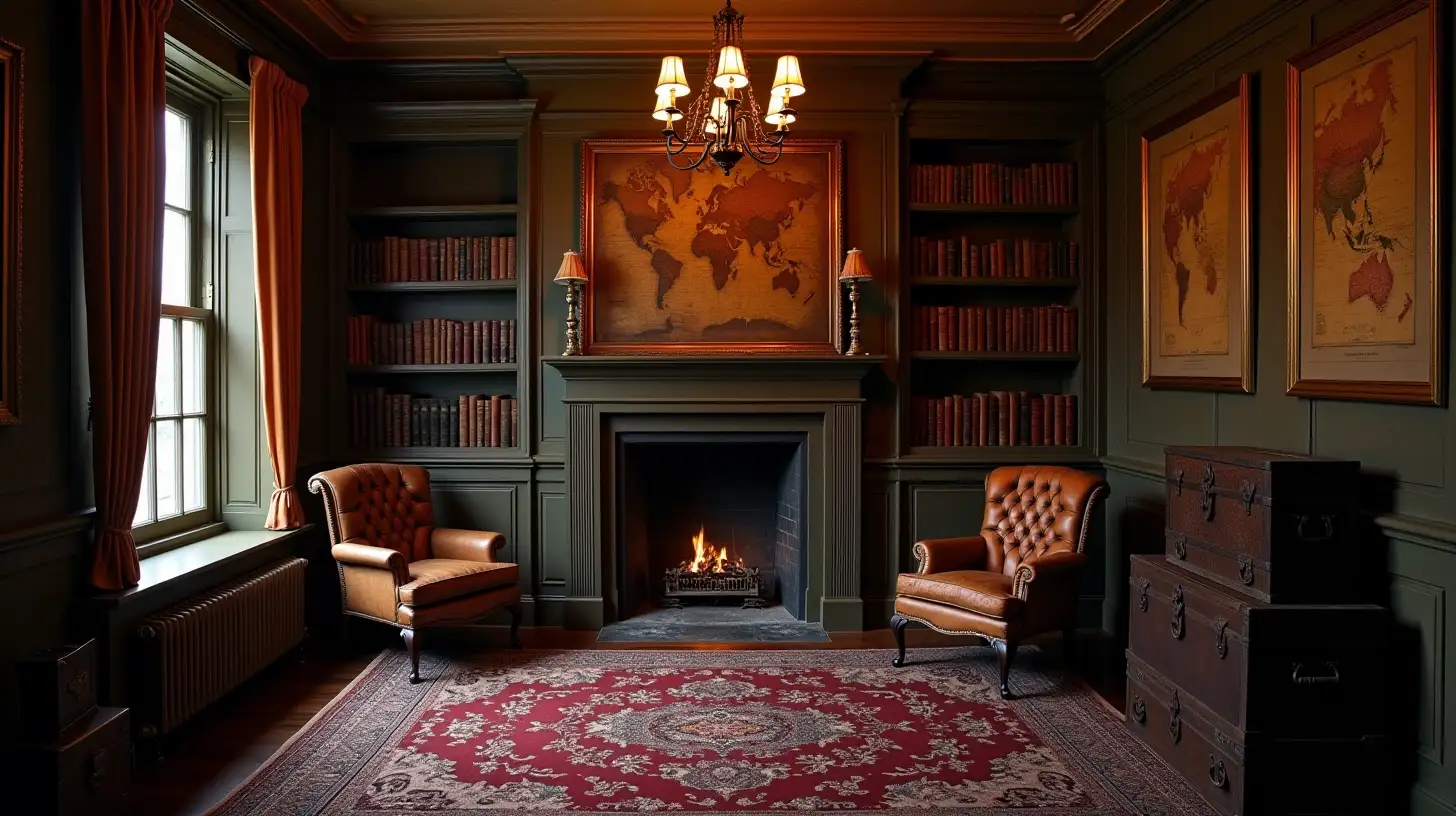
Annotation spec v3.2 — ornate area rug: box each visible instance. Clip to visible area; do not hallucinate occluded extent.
[211,647,1213,815]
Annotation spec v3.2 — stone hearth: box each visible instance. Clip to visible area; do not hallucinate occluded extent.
[545,356,881,631]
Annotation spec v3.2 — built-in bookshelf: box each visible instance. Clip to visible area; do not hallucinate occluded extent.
[900,134,1093,463]
[334,102,535,462]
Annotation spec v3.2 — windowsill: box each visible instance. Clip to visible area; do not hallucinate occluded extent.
[94,524,314,608]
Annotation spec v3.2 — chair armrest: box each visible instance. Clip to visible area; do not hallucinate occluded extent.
[912,536,989,574]
[1012,552,1087,599]
[332,542,407,584]
[431,528,506,564]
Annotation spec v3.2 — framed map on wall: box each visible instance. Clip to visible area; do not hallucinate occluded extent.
[1287,0,1444,404]
[1141,74,1253,393]
[580,139,843,354]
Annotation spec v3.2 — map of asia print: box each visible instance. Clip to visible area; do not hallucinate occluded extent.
[1288,0,1443,404]
[580,140,843,354]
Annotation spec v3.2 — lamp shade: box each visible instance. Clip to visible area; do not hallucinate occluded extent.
[713,45,749,90]
[652,90,683,123]
[838,248,872,281]
[554,250,588,285]
[771,56,806,97]
[705,96,728,135]
[765,92,796,127]
[655,56,690,97]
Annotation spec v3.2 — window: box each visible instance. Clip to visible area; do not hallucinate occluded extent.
[134,98,214,542]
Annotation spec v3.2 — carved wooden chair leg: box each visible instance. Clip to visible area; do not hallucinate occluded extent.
[993,639,1017,699]
[401,627,420,684]
[890,613,909,668]
[507,604,523,649]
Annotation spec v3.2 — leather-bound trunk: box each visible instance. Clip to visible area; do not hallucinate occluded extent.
[1128,555,1386,737]
[1126,652,1388,816]
[1164,446,1361,603]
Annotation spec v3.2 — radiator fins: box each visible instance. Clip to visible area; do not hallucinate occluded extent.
[134,557,308,738]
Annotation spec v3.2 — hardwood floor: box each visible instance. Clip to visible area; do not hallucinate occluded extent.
[129,625,1124,816]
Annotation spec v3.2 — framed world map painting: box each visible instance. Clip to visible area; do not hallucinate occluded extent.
[1287,0,1443,404]
[1141,74,1253,393]
[580,139,843,354]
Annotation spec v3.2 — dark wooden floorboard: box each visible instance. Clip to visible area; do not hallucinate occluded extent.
[129,626,1123,816]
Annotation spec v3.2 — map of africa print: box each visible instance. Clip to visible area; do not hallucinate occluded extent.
[584,143,839,351]
[1309,39,1418,348]
[1157,128,1231,357]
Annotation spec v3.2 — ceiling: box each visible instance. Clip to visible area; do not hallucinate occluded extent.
[256,0,1172,61]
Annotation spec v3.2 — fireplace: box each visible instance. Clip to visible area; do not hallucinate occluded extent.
[618,433,807,621]
[545,355,879,632]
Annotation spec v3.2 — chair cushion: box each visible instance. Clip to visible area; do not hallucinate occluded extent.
[895,571,1021,618]
[399,558,519,607]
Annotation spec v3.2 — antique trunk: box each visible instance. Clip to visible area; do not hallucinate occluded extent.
[1128,555,1385,737]
[1164,446,1361,602]
[1125,653,1387,816]
[16,639,98,739]
[8,706,131,815]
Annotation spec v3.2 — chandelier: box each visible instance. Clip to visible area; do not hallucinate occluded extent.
[652,0,805,175]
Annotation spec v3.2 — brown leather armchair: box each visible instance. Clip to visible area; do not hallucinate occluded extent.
[309,464,522,683]
[891,465,1107,698]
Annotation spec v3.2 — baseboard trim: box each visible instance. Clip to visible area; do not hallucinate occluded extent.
[820,597,865,632]
[562,596,604,631]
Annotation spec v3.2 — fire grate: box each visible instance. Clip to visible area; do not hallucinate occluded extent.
[664,564,765,609]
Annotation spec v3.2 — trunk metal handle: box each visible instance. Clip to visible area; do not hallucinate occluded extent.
[1131,696,1146,724]
[1296,513,1335,543]
[1168,691,1182,743]
[1170,585,1185,639]
[1208,756,1228,789]
[1213,617,1228,659]
[1292,661,1341,686]
[1171,533,1187,560]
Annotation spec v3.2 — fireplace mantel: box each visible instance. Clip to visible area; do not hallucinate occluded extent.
[544,354,884,632]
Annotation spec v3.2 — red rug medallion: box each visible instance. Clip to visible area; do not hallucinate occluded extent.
[213,648,1214,815]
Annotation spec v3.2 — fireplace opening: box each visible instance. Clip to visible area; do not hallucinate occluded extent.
[617,433,807,623]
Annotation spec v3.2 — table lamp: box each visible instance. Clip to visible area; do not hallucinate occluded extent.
[554,250,589,356]
[838,248,872,356]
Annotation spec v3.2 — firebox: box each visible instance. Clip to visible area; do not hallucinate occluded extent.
[617,432,808,621]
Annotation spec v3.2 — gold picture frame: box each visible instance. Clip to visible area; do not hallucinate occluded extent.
[1141,74,1254,392]
[579,139,843,355]
[0,36,21,425]
[1286,0,1444,404]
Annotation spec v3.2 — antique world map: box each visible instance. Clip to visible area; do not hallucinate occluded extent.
[1310,40,1418,348]
[1158,128,1231,357]
[590,152,831,345]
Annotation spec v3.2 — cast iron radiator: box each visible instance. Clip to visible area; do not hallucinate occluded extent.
[133,557,308,738]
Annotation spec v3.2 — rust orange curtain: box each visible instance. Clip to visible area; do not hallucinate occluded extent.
[80,0,174,590]
[250,58,309,530]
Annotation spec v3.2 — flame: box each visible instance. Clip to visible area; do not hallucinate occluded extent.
[685,526,743,574]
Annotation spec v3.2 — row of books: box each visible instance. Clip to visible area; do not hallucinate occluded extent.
[913,393,1078,448]
[910,162,1077,206]
[347,235,517,283]
[913,305,1077,353]
[912,237,1080,280]
[349,389,519,449]
[346,316,517,366]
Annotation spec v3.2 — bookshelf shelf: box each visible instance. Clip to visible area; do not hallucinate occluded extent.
[910,277,1080,289]
[347,364,517,374]
[910,352,1079,362]
[347,280,518,293]
[351,448,532,463]
[349,204,519,219]
[909,203,1079,215]
[902,446,1095,464]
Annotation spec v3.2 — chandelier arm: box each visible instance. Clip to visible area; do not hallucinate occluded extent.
[664,136,716,171]
[664,129,697,157]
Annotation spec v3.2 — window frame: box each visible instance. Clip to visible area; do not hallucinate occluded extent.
[133,87,219,549]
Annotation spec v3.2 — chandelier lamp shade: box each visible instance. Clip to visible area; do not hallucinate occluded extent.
[653,1,805,174]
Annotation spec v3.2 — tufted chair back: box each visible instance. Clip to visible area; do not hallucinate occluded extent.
[308,464,437,562]
[980,465,1106,577]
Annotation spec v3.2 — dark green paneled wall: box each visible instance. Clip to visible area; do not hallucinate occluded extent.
[1101,0,1456,811]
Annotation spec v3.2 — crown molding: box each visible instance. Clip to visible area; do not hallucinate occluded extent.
[255,0,1174,61]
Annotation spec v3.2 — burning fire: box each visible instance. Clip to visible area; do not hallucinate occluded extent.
[684,526,744,574]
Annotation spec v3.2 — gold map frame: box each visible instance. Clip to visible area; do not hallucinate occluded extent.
[1141,74,1254,393]
[579,139,843,355]
[1286,0,1444,404]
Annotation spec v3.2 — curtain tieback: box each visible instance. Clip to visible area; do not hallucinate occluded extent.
[272,485,296,495]
[103,525,133,536]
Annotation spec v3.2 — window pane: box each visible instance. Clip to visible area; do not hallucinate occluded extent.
[162,210,190,306]
[156,419,180,519]
[182,319,205,414]
[165,109,190,209]
[156,317,178,416]
[134,427,155,525]
[183,418,205,513]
